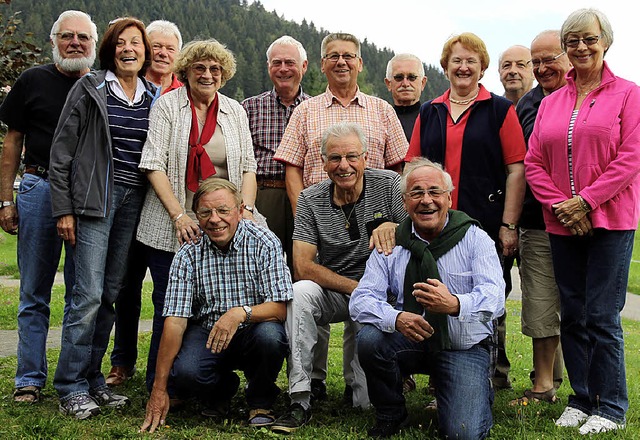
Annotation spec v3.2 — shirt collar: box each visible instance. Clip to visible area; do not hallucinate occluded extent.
[105,70,146,105]
[410,214,450,244]
[324,85,364,108]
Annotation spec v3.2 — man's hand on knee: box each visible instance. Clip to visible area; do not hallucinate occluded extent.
[207,307,245,353]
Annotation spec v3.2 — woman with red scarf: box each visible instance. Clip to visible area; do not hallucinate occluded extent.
[136,39,258,391]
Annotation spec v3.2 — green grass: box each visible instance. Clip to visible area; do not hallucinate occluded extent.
[0,300,639,438]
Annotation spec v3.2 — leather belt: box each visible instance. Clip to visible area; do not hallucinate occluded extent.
[24,165,48,179]
[257,178,286,189]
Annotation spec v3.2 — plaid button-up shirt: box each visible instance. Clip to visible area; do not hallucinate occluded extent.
[242,88,311,180]
[274,86,408,188]
[163,220,293,330]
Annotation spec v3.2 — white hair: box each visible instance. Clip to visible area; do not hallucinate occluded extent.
[266,35,307,62]
[386,53,425,79]
[146,20,183,50]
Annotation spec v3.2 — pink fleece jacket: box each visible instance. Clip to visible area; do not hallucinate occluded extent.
[525,61,640,236]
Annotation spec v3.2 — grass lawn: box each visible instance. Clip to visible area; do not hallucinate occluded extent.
[0,294,639,438]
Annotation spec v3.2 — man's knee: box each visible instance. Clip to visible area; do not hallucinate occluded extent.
[357,325,386,363]
[251,322,288,358]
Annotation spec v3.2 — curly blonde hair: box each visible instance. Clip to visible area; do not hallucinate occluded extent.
[174,39,237,86]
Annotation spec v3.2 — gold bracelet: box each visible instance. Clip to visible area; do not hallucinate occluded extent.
[578,196,591,213]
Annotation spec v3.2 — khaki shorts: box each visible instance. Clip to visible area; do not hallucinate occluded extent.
[519,228,561,338]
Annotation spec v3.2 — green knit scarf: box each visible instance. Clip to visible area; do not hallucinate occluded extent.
[395,209,480,352]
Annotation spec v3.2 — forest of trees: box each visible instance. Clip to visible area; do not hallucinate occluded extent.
[2,0,449,103]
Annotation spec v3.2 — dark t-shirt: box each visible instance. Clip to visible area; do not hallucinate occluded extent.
[0,64,80,169]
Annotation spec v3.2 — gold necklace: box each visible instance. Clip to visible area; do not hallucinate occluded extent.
[577,80,601,96]
[450,89,479,105]
[340,203,357,229]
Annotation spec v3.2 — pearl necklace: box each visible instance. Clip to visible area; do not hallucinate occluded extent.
[449,89,479,105]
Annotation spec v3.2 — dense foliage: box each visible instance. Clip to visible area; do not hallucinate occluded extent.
[0,0,47,102]
[2,0,449,102]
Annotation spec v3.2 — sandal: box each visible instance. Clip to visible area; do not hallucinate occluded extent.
[248,408,276,427]
[13,386,40,404]
[509,388,557,406]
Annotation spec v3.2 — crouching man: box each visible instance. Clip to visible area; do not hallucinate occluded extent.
[140,178,293,433]
[350,158,505,439]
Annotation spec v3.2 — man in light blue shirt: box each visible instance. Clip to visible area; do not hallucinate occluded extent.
[350,158,505,439]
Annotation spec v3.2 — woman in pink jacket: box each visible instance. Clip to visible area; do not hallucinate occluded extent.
[525,8,640,435]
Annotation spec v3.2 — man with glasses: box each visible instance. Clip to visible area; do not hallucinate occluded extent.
[273,32,407,409]
[350,158,505,438]
[242,36,310,273]
[510,29,572,406]
[274,32,407,214]
[140,178,292,433]
[385,53,427,141]
[0,10,97,404]
[498,45,534,106]
[271,122,406,433]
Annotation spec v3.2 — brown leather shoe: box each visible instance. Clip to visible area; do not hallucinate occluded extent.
[105,366,136,387]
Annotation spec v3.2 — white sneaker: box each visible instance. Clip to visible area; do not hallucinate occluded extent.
[555,406,589,427]
[579,415,625,435]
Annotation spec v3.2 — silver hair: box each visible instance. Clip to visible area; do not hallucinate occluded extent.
[266,35,307,62]
[561,8,613,54]
[146,20,183,50]
[386,53,425,80]
[50,10,98,42]
[321,32,361,57]
[320,121,367,156]
[401,158,454,194]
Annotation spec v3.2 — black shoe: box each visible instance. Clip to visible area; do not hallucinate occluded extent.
[201,399,231,418]
[368,415,408,438]
[310,379,327,402]
[271,403,311,433]
[343,384,353,406]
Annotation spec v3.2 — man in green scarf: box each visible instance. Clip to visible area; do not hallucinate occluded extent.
[350,158,505,439]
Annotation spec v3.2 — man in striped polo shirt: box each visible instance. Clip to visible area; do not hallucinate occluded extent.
[271,122,407,433]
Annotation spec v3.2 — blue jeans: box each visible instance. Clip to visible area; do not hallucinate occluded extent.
[169,322,287,409]
[54,184,145,400]
[15,174,75,389]
[144,246,175,391]
[549,229,633,424]
[358,325,494,440]
[110,239,148,369]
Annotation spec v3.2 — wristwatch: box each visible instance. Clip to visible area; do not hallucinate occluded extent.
[501,222,518,230]
[242,305,252,324]
[244,205,254,213]
[0,201,15,208]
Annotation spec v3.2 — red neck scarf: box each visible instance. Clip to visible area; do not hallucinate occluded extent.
[186,89,219,192]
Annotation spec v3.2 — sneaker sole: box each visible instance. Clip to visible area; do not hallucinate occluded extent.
[271,415,312,434]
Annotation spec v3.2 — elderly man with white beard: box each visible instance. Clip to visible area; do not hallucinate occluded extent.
[0,9,97,404]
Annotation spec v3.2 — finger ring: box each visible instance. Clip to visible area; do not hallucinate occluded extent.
[561,219,566,224]
[415,333,420,338]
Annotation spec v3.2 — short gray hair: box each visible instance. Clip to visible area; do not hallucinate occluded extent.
[146,20,183,50]
[192,177,242,212]
[50,10,98,42]
[321,32,361,57]
[266,35,307,62]
[320,122,367,156]
[561,8,613,54]
[386,53,425,80]
[401,158,454,194]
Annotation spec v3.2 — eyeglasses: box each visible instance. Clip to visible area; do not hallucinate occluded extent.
[404,188,450,200]
[195,206,237,220]
[323,52,358,62]
[565,35,600,48]
[531,52,566,69]
[54,32,93,43]
[270,59,299,68]
[323,152,365,164]
[392,74,419,82]
[191,64,223,76]
[499,60,531,71]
